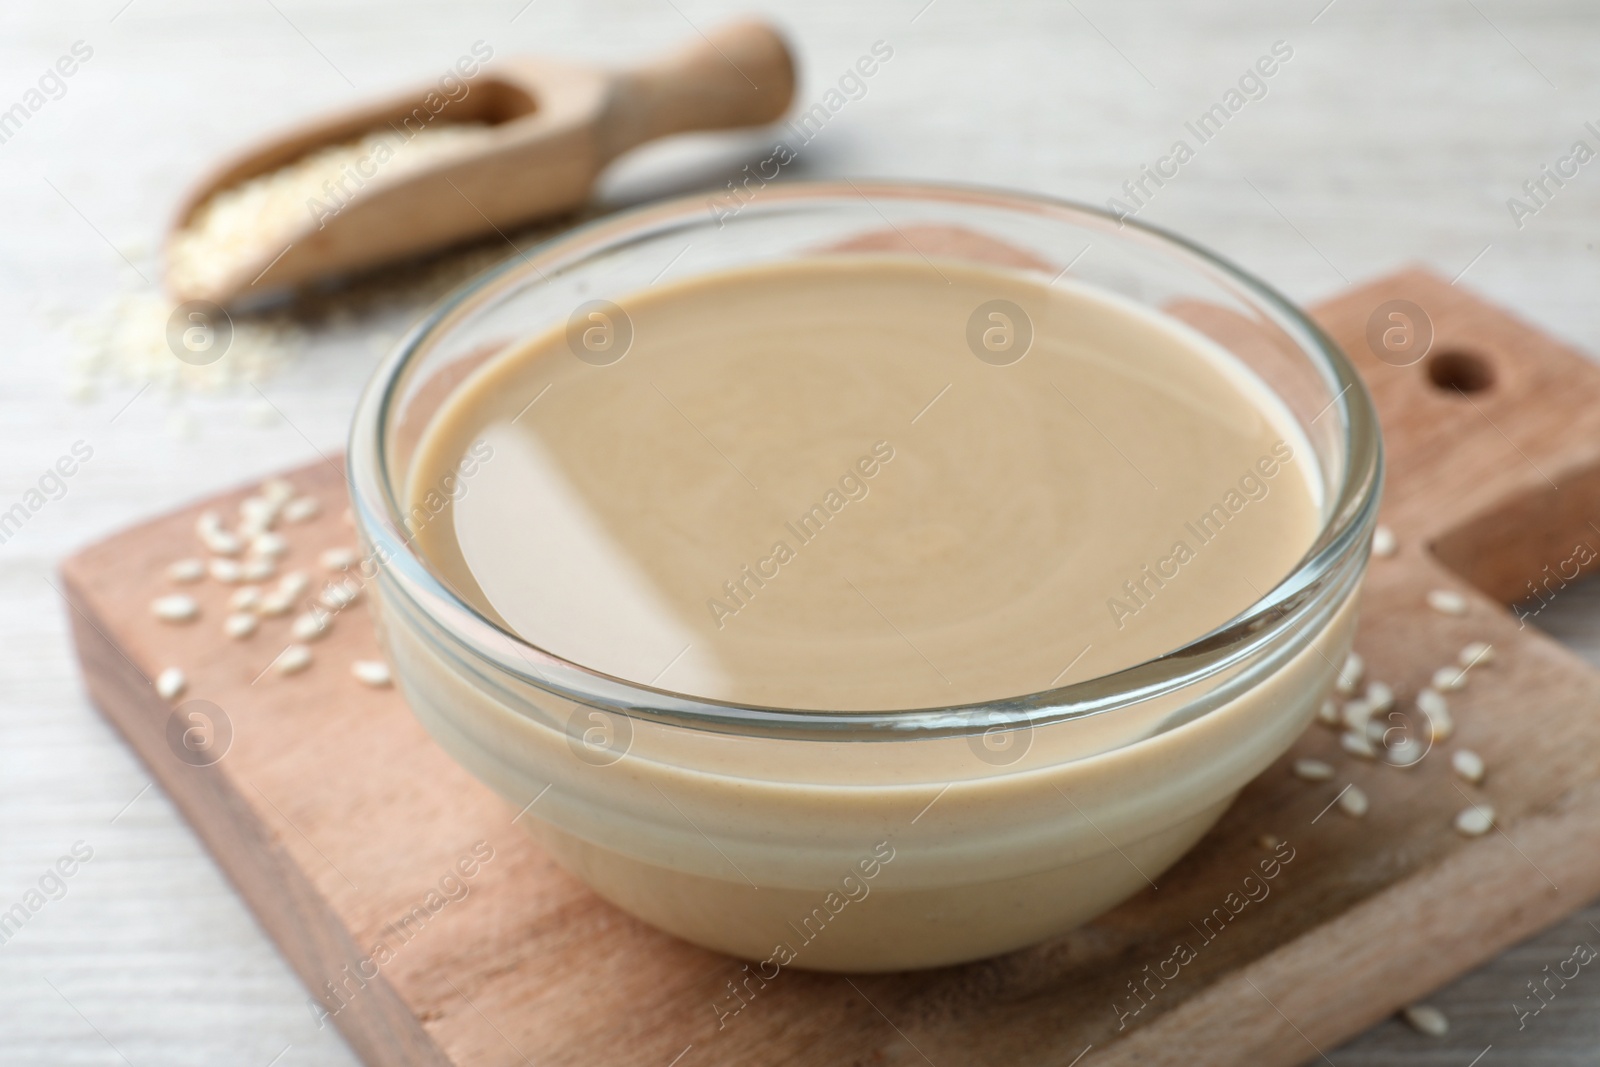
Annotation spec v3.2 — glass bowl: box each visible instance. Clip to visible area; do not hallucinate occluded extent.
[347,180,1382,972]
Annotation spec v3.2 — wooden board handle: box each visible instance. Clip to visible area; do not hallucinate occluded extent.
[604,19,796,157]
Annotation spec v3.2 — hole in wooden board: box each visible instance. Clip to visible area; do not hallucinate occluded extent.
[1426,350,1495,394]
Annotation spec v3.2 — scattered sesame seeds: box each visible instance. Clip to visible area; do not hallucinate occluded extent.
[319,547,357,571]
[1401,1004,1449,1037]
[1432,665,1467,692]
[1452,749,1485,784]
[1455,804,1494,837]
[291,611,330,642]
[274,644,313,675]
[223,612,258,640]
[152,594,199,623]
[1339,786,1369,818]
[1458,641,1494,668]
[1341,731,1376,759]
[1317,698,1341,727]
[1293,758,1334,781]
[208,558,244,584]
[1371,526,1397,558]
[1365,681,1395,713]
[283,497,320,523]
[1426,589,1468,616]
[1335,652,1365,696]
[351,660,392,687]
[155,667,186,700]
[167,558,205,583]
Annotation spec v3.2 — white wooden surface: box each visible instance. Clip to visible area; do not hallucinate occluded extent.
[3,0,1599,1063]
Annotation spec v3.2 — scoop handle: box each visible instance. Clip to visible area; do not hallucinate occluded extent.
[603,19,796,157]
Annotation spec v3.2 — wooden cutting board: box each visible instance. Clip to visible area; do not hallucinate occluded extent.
[60,268,1600,1066]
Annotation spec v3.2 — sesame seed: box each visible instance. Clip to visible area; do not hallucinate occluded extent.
[1452,749,1485,784]
[251,532,289,558]
[1293,758,1334,781]
[1335,652,1364,696]
[1455,804,1494,837]
[1340,731,1376,759]
[1432,665,1467,692]
[1417,689,1454,741]
[1371,526,1397,558]
[1339,786,1369,817]
[240,556,277,582]
[318,579,362,611]
[152,595,199,623]
[291,612,330,642]
[1342,699,1373,731]
[1401,1004,1449,1037]
[239,495,280,531]
[1317,698,1341,726]
[1385,737,1424,767]
[319,547,357,571]
[352,660,392,687]
[208,558,244,584]
[260,478,295,506]
[283,497,320,524]
[274,644,313,675]
[228,586,261,613]
[1257,834,1281,849]
[223,612,258,640]
[1426,589,1468,616]
[196,512,244,556]
[155,667,186,700]
[167,558,205,583]
[258,589,295,617]
[1365,681,1395,713]
[277,571,310,600]
[201,529,244,557]
[1458,641,1494,668]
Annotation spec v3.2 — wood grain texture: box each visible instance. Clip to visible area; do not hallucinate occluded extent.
[55,270,1600,1065]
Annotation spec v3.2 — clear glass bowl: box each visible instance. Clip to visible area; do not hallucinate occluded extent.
[347,181,1382,972]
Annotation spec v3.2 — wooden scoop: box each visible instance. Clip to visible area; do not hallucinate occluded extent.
[166,19,795,306]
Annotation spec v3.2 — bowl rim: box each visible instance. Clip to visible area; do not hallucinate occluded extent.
[346,178,1383,739]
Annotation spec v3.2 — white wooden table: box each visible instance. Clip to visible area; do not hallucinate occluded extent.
[3,1,1598,1063]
